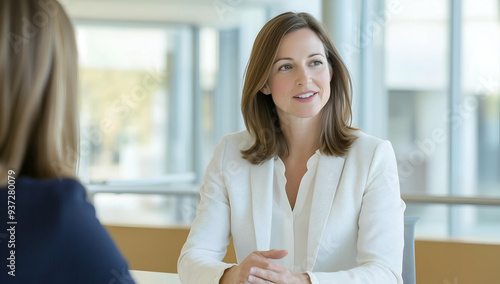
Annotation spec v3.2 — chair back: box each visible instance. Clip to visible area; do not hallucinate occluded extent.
[402,217,419,284]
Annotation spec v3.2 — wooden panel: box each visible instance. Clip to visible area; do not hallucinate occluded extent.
[105,225,236,273]
[415,240,500,283]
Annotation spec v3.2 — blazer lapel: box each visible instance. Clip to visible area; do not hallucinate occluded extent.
[307,155,345,270]
[250,158,274,251]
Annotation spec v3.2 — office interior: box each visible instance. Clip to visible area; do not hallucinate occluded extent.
[60,0,500,282]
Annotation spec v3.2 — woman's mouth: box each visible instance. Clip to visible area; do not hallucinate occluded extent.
[294,92,317,101]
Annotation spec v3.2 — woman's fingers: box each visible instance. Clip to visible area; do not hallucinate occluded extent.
[248,267,281,283]
[248,274,273,283]
[255,249,288,260]
[236,250,292,284]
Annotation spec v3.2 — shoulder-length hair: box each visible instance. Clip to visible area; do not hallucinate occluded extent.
[241,12,357,164]
[0,0,79,185]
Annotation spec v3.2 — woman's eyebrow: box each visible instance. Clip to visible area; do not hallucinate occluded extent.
[309,53,326,58]
[273,57,293,64]
[273,53,326,64]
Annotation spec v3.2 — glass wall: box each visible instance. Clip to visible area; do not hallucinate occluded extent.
[457,0,500,239]
[462,0,500,197]
[76,22,194,184]
[385,0,450,196]
[384,0,500,239]
[72,4,268,226]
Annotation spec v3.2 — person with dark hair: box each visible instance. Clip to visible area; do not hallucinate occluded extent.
[178,12,405,284]
[0,1,135,283]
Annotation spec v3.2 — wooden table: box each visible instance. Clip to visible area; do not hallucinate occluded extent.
[131,270,181,284]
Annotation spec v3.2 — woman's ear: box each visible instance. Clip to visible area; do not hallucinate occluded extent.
[261,84,271,95]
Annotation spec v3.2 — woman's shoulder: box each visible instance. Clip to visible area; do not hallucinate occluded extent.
[347,130,394,156]
[17,176,83,188]
[209,130,255,166]
[218,130,254,152]
[15,176,86,201]
[351,130,385,145]
[1,177,134,283]
[4,177,90,219]
[220,130,252,143]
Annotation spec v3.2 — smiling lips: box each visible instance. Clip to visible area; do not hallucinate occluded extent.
[293,91,317,102]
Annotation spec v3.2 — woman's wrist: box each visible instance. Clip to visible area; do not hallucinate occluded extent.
[220,266,311,284]
[219,266,236,284]
[296,272,312,284]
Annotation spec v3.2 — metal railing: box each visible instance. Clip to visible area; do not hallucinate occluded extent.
[402,195,500,206]
[86,182,500,208]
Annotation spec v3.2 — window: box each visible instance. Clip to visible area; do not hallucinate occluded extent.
[384,0,500,239]
[76,22,194,184]
[462,0,500,197]
[386,0,450,196]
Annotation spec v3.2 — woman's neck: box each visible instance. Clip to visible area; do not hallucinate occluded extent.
[278,113,321,160]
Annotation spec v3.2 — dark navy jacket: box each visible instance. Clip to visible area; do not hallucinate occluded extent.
[0,177,136,284]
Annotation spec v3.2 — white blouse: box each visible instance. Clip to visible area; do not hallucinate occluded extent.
[270,150,321,284]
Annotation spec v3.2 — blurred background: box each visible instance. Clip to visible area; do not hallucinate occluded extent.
[63,0,500,241]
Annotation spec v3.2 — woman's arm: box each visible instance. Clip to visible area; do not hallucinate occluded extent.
[178,136,236,283]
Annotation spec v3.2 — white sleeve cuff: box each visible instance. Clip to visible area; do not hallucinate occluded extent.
[214,263,238,284]
[306,271,320,284]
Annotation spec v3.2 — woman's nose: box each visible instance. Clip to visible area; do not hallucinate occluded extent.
[296,66,311,86]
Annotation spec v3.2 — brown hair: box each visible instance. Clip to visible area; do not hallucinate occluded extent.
[0,0,79,185]
[241,12,358,164]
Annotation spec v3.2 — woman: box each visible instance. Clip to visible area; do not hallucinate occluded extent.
[178,12,405,284]
[0,1,135,283]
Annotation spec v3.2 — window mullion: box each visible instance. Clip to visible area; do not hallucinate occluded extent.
[448,0,463,237]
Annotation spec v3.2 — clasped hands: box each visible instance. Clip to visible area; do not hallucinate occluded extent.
[220,249,311,284]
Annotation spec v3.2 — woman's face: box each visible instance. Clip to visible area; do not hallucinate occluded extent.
[261,28,331,121]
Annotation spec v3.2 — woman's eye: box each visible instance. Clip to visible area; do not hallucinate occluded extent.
[279,64,292,71]
[310,60,323,66]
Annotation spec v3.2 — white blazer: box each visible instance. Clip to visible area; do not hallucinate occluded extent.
[178,130,405,284]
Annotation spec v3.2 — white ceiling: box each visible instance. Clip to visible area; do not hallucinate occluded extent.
[62,0,321,27]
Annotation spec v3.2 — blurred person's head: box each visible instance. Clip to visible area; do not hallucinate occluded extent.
[0,0,79,185]
[241,12,357,164]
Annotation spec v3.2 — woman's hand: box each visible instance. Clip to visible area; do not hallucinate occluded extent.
[220,249,311,284]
